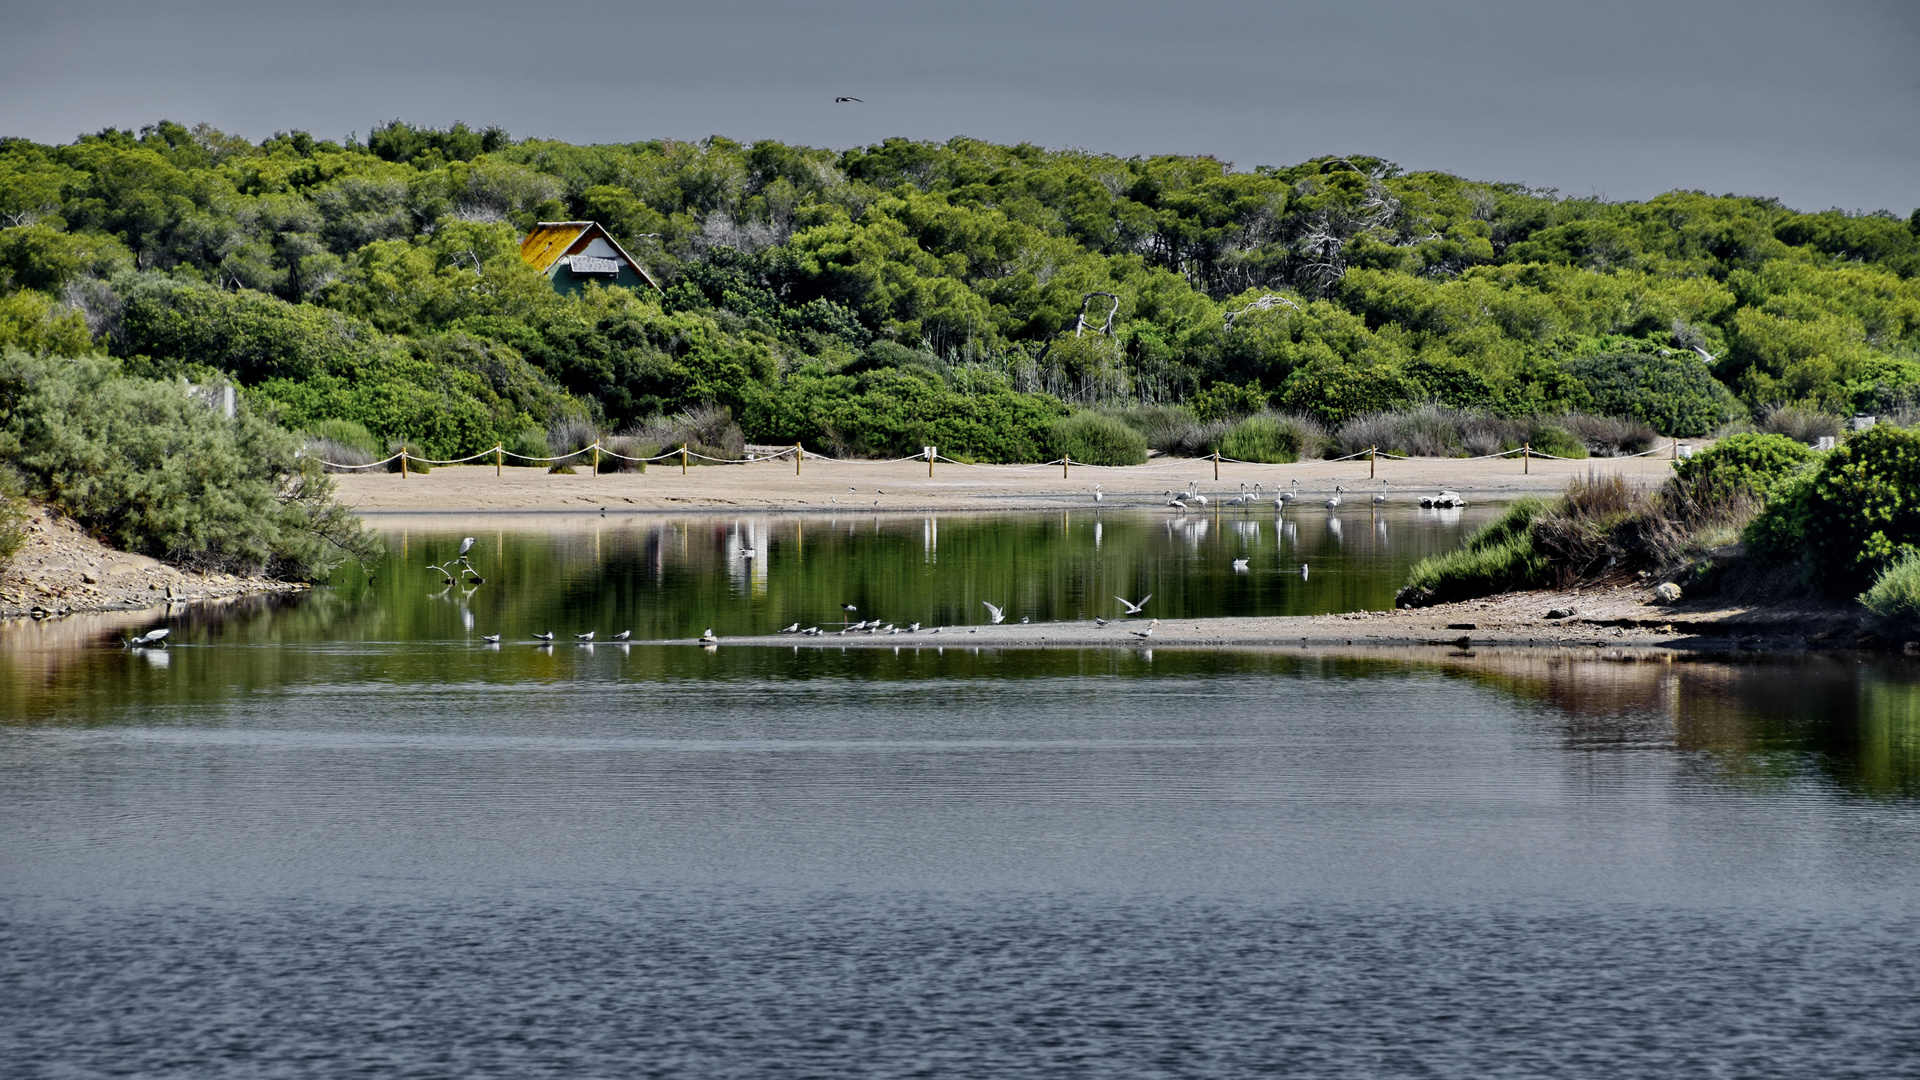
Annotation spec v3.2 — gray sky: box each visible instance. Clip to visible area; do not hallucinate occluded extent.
[4,0,1916,214]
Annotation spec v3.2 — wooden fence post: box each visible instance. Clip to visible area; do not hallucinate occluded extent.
[928,446,935,478]
[681,445,689,475]
[401,450,409,480]
[1370,445,1377,479]
[1213,451,1220,480]
[496,444,502,477]
[795,444,803,476]
[1523,444,1530,474]
[592,442,600,477]
[1063,456,1070,479]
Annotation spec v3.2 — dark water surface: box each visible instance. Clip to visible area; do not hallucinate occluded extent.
[4,511,1919,1078]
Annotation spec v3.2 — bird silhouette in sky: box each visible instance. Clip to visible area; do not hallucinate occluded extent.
[835,96,863,103]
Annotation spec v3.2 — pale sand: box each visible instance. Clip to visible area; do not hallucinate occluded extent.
[335,453,1691,515]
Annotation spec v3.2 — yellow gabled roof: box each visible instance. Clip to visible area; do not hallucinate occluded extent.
[519,222,591,272]
[518,221,662,291]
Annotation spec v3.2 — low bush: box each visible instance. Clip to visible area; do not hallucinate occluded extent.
[636,403,747,463]
[1398,497,1551,605]
[1050,412,1147,466]
[1217,412,1321,463]
[384,441,432,473]
[0,350,378,579]
[1674,432,1815,499]
[598,434,654,473]
[503,426,550,465]
[1746,424,1920,594]
[307,418,380,455]
[1525,422,1589,460]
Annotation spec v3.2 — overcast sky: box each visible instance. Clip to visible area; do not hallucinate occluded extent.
[3,0,1915,214]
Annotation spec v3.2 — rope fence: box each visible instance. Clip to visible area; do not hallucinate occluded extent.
[307,436,1693,484]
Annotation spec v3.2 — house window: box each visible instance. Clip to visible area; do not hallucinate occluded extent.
[568,256,621,274]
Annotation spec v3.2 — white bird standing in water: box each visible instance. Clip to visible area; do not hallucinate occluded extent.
[1278,479,1299,505]
[1299,563,1310,580]
[1092,484,1103,503]
[1325,485,1344,509]
[1373,480,1388,506]
[125,628,170,647]
[982,601,1007,624]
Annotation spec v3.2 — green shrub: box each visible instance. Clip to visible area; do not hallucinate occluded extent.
[1399,497,1551,605]
[306,418,380,455]
[0,351,378,579]
[1189,382,1270,422]
[1745,424,1920,593]
[1217,413,1312,463]
[384,441,432,473]
[1563,351,1743,437]
[1524,422,1588,460]
[503,426,550,465]
[1861,553,1920,625]
[1049,412,1147,465]
[1674,432,1815,497]
[0,469,26,569]
[1106,405,1224,458]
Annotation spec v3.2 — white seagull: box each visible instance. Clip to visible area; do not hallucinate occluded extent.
[982,601,1007,624]
[1116,593,1153,615]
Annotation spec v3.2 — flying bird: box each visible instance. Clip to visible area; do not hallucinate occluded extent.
[982,601,1007,624]
[1116,594,1152,615]
[835,96,863,103]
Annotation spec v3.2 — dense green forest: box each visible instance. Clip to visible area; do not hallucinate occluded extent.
[3,120,1918,462]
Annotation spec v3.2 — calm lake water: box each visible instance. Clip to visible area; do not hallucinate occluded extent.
[3,509,1918,1078]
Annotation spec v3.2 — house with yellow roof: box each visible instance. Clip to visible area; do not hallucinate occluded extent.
[518,221,661,297]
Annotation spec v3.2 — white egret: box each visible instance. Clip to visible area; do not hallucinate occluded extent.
[1092,484,1103,503]
[1116,594,1153,615]
[982,601,1007,624]
[458,536,476,557]
[125,628,170,647]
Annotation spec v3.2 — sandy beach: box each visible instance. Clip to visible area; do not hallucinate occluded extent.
[334,452,1689,515]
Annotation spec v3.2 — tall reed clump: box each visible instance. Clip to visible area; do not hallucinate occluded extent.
[1754,404,1842,444]
[1398,497,1551,606]
[1050,412,1148,465]
[1107,405,1228,458]
[1861,553,1920,627]
[633,403,746,463]
[1216,412,1325,463]
[303,418,380,473]
[1332,405,1656,459]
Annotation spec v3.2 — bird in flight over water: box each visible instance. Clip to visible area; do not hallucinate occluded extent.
[835,96,863,103]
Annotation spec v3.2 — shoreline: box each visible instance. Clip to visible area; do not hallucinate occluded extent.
[330,453,1688,515]
[0,505,306,621]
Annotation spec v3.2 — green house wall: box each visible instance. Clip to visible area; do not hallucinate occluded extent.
[545,261,653,297]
